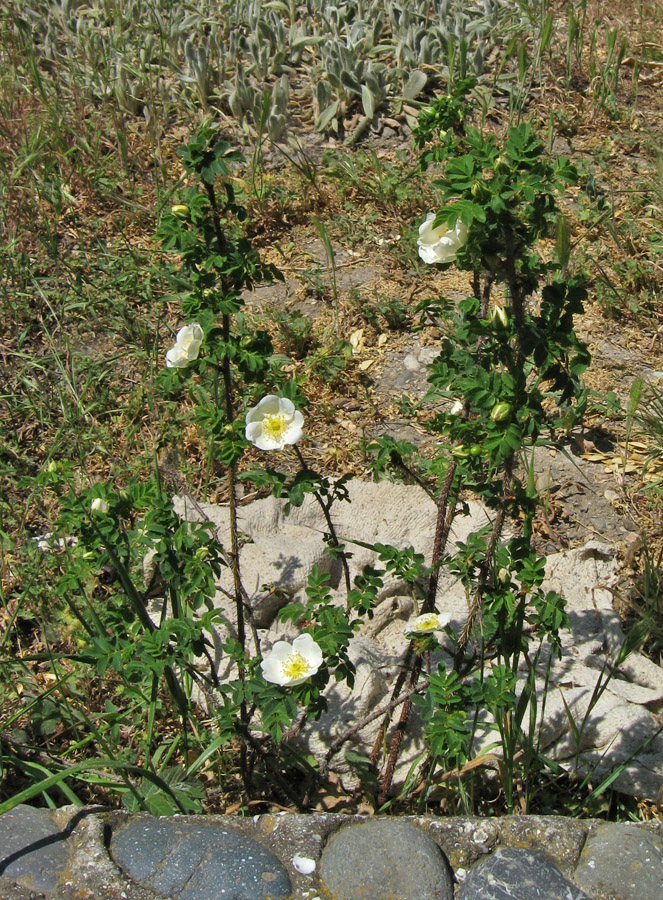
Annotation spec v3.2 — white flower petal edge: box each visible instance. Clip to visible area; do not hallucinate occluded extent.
[292,855,317,875]
[417,213,468,265]
[245,394,305,450]
[260,633,323,686]
[405,611,453,635]
[166,323,204,368]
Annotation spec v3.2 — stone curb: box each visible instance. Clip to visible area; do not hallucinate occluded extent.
[1,806,662,900]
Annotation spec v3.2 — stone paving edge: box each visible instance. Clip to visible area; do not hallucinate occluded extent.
[1,807,663,900]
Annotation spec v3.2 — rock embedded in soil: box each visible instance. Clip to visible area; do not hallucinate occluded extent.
[318,819,454,900]
[574,822,663,900]
[459,847,593,900]
[110,816,291,900]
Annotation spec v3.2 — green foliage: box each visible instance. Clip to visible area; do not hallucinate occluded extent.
[323,148,417,215]
[273,309,317,360]
[0,0,657,823]
[358,93,595,811]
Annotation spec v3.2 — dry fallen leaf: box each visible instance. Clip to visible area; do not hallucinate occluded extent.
[349,328,365,354]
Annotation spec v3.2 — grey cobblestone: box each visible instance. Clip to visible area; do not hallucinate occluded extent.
[1,806,663,900]
[574,822,663,900]
[458,847,594,900]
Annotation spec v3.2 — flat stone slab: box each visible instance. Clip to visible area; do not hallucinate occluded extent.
[319,818,454,900]
[574,822,663,900]
[459,847,593,900]
[180,483,663,799]
[0,804,71,892]
[111,817,291,900]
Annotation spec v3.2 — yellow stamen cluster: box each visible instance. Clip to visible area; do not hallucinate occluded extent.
[262,413,288,442]
[281,652,310,681]
[412,614,441,632]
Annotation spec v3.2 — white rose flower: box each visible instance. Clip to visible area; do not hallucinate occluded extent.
[417,213,468,265]
[245,395,304,451]
[261,633,323,686]
[165,323,204,368]
[405,611,453,636]
[450,399,464,416]
[91,498,109,515]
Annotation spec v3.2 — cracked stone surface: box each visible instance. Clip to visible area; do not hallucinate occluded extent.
[173,481,663,799]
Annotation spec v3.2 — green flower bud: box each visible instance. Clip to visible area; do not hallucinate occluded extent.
[490,402,511,422]
[91,498,109,515]
[451,445,470,459]
[490,305,508,328]
[497,567,510,585]
[469,444,482,458]
[171,204,189,220]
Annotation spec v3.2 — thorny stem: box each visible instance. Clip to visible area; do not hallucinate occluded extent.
[369,643,413,766]
[458,455,514,651]
[293,445,352,604]
[320,677,431,781]
[204,179,250,786]
[182,493,262,659]
[458,251,520,651]
[376,654,424,806]
[376,459,458,804]
[502,231,527,368]
[376,271,496,803]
